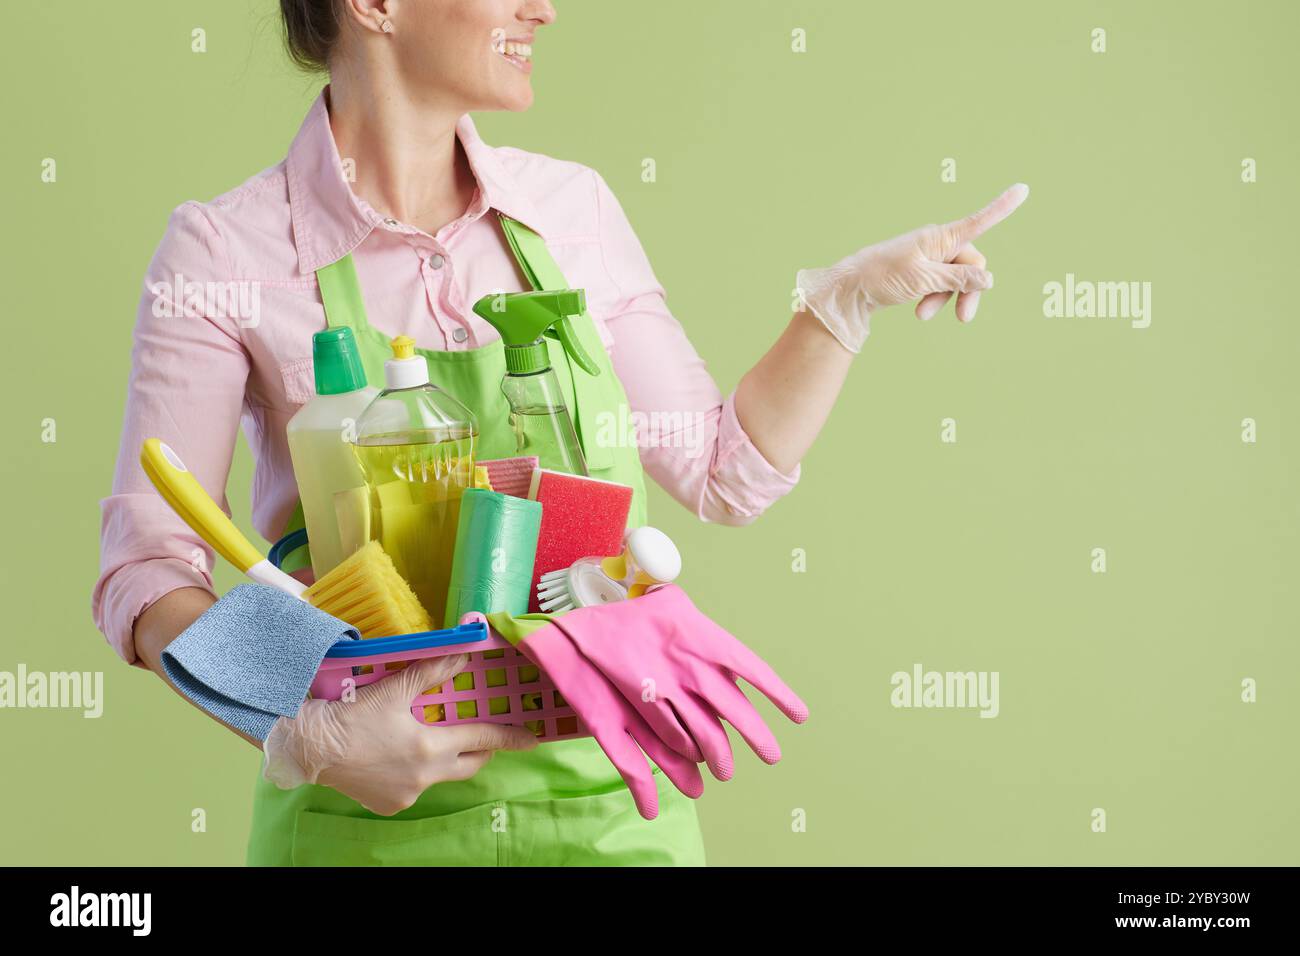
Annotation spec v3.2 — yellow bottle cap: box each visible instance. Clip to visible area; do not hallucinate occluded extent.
[391,335,416,360]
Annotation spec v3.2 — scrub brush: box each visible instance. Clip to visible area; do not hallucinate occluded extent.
[536,526,682,614]
[141,439,430,639]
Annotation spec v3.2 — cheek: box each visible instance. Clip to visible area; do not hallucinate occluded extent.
[405,15,520,107]
[411,5,483,67]
[412,33,486,91]
[450,30,496,83]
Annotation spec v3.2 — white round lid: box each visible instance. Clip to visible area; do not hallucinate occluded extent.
[625,526,682,584]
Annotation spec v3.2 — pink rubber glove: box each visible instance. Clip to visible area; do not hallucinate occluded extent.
[547,586,809,782]
[468,611,705,821]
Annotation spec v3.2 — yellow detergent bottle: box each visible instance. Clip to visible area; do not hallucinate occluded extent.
[353,336,478,626]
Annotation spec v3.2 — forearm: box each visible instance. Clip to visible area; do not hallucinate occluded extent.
[133,587,263,749]
[734,309,855,475]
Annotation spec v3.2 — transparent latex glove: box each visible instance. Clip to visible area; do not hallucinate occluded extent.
[795,183,1030,352]
[262,653,538,816]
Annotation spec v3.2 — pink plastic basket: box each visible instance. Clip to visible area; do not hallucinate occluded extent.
[271,528,588,742]
[309,620,589,742]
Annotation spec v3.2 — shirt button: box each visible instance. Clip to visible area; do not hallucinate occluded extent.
[383,218,399,227]
[428,253,445,270]
[451,327,469,344]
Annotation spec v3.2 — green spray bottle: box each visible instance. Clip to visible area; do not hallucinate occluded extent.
[472,289,596,476]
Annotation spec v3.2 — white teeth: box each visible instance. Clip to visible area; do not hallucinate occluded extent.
[502,41,532,59]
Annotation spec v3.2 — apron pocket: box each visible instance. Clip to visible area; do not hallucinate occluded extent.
[502,772,706,866]
[290,803,506,867]
[287,774,704,867]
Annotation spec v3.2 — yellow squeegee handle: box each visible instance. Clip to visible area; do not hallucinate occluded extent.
[140,438,265,573]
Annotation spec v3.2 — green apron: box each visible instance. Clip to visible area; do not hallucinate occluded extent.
[246,214,705,866]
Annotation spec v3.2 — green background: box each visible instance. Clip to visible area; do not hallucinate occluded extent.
[2,0,1296,865]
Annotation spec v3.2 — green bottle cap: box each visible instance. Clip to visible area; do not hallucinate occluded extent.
[312,327,368,395]
[504,341,551,375]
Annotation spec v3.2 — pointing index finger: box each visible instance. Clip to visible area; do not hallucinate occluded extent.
[945,183,1030,250]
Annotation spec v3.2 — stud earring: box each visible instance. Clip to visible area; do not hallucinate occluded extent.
[380,19,393,34]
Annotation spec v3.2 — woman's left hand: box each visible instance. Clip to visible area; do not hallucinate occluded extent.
[796,183,1029,352]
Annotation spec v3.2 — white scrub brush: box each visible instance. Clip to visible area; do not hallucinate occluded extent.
[536,526,682,614]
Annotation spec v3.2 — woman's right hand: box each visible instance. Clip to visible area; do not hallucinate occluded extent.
[263,654,538,816]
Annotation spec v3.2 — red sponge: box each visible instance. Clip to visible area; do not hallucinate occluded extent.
[527,469,633,612]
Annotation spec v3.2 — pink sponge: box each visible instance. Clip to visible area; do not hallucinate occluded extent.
[527,469,633,612]
[479,456,539,499]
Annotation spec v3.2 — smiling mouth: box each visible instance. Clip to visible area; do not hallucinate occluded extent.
[495,38,533,72]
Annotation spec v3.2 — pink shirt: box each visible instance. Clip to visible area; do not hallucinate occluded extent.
[94,92,799,664]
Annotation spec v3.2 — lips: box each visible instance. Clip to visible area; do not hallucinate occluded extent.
[494,35,533,73]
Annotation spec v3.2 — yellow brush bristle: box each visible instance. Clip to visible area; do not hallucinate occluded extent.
[304,540,432,639]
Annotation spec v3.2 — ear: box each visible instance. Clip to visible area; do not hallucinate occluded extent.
[339,0,398,36]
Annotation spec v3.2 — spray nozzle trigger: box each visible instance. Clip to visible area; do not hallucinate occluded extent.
[473,289,600,377]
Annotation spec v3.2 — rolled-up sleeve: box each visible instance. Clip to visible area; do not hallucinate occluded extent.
[592,171,799,525]
[92,202,250,664]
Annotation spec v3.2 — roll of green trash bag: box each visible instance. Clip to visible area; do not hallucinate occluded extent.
[443,488,543,628]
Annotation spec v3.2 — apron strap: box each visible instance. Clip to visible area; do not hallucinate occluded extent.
[279,254,370,577]
[275,499,312,575]
[316,254,368,332]
[496,214,614,471]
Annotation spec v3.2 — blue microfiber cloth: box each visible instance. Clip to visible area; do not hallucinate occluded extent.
[161,584,359,740]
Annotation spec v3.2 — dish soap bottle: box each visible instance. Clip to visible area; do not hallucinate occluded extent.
[286,327,380,579]
[472,289,596,476]
[353,336,478,626]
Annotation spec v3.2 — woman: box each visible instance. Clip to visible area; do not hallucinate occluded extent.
[94,0,1026,866]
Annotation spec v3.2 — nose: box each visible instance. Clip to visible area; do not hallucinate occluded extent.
[519,0,557,26]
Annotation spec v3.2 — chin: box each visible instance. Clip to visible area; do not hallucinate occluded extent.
[500,86,535,112]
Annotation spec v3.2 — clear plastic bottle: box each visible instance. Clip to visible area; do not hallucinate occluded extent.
[286,328,380,578]
[353,336,478,625]
[472,289,595,476]
[501,369,588,476]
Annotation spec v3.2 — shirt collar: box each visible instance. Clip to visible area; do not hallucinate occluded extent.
[286,89,547,275]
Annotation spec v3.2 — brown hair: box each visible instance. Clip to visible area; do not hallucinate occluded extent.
[279,0,340,72]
